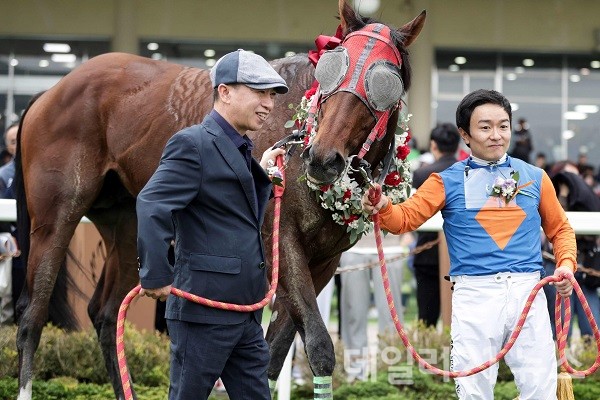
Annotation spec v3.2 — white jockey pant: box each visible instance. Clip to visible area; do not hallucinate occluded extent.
[450,272,557,400]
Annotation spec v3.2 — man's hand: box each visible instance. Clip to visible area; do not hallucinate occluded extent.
[361,183,389,215]
[552,266,574,298]
[140,285,172,301]
[260,146,286,170]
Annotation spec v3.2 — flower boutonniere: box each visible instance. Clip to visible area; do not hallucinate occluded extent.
[489,171,533,204]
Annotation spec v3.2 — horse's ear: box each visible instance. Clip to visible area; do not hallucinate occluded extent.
[398,10,427,48]
[338,0,360,36]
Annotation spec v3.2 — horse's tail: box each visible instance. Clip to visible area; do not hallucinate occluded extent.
[14,91,80,330]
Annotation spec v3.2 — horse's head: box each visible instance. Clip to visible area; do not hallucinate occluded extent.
[302,0,425,186]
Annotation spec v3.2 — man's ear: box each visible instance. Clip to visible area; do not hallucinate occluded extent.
[429,139,437,153]
[217,84,231,103]
[458,128,470,148]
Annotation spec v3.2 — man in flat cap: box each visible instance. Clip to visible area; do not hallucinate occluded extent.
[137,49,288,400]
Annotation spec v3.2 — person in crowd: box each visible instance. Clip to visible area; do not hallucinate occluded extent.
[576,151,594,176]
[136,49,288,400]
[411,122,460,327]
[0,122,17,193]
[362,89,576,399]
[509,117,533,163]
[0,122,21,326]
[534,152,551,174]
[0,149,11,166]
[543,160,600,341]
[339,232,411,381]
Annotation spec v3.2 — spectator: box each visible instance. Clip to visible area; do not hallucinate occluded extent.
[509,117,533,163]
[411,122,460,327]
[576,151,594,176]
[0,122,21,326]
[534,152,551,174]
[339,233,412,381]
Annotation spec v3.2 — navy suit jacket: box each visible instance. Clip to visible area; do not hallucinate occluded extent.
[137,114,273,324]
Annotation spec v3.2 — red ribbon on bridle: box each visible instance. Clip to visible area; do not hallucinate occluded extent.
[307,25,344,67]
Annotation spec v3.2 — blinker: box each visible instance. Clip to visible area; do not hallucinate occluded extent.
[314,23,404,116]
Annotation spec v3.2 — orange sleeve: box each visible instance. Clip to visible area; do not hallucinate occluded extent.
[378,173,446,234]
[539,172,577,271]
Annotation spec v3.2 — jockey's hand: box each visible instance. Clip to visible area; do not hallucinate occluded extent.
[361,183,389,215]
[260,146,286,170]
[552,266,574,298]
[140,285,172,302]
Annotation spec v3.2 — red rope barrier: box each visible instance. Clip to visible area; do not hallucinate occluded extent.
[116,156,285,400]
[367,186,600,379]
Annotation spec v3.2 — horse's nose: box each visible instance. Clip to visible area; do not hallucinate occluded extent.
[303,145,346,185]
[301,144,312,161]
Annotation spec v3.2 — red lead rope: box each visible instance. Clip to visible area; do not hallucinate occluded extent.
[115,156,285,400]
[367,185,600,378]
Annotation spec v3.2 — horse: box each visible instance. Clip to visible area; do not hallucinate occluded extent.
[14,0,425,398]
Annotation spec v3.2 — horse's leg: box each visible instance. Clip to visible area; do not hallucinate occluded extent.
[267,256,337,399]
[16,177,102,400]
[16,227,81,400]
[265,301,297,392]
[86,198,139,400]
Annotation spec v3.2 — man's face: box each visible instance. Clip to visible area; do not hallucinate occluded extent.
[459,104,511,162]
[5,125,17,156]
[225,85,277,133]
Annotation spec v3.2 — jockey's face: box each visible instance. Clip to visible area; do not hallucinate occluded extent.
[459,103,511,162]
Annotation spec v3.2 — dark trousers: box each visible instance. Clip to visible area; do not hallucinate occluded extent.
[414,264,440,327]
[166,316,270,400]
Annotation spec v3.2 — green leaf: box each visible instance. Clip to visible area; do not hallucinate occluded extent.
[350,229,358,244]
[512,171,520,182]
[271,176,283,187]
[284,120,295,129]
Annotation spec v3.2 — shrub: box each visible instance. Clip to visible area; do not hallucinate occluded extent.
[0,323,169,386]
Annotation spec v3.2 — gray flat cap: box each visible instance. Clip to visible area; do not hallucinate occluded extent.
[209,49,289,94]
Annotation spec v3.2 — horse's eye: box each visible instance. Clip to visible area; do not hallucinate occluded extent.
[315,47,350,96]
[364,61,404,111]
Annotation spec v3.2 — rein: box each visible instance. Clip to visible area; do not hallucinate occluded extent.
[115,155,286,400]
[367,185,600,379]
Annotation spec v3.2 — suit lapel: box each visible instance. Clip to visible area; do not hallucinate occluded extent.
[252,160,273,223]
[212,132,260,220]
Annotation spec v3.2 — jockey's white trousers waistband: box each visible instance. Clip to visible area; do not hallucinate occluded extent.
[449,271,540,283]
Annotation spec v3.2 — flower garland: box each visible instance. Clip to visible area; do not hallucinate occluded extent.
[286,88,413,243]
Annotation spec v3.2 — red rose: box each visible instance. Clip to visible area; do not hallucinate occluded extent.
[303,135,310,147]
[305,87,317,99]
[396,145,410,160]
[320,184,332,192]
[384,171,402,186]
[342,214,359,224]
[405,130,412,144]
[342,189,352,200]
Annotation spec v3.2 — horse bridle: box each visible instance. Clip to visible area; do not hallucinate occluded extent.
[299,23,405,183]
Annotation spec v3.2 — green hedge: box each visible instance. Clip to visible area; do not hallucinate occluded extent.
[1,323,598,399]
[0,324,169,386]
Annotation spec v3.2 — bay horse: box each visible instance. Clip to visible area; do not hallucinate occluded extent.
[14,1,425,398]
